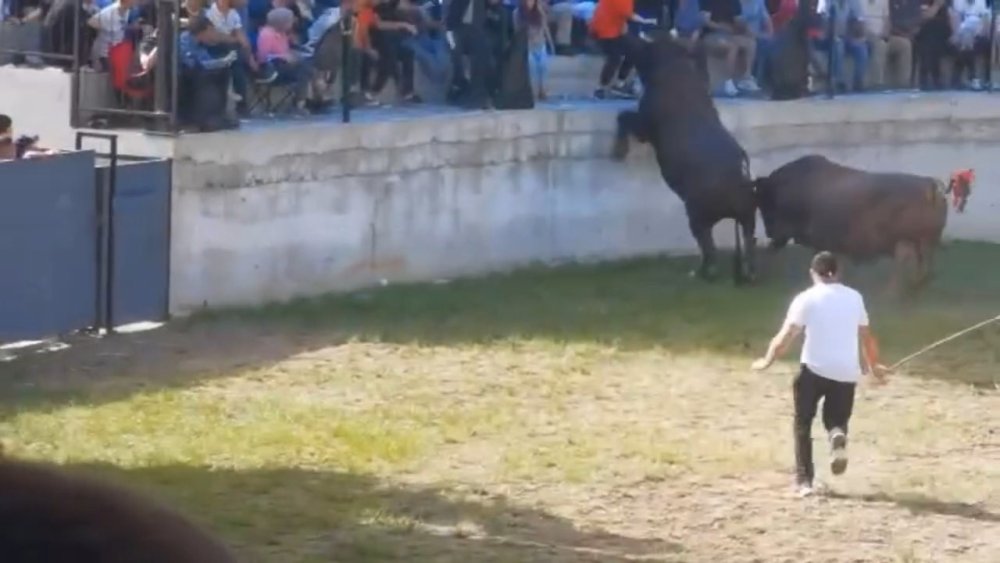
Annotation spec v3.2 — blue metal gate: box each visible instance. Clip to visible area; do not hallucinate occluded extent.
[97,159,172,327]
[0,152,99,342]
[0,135,172,344]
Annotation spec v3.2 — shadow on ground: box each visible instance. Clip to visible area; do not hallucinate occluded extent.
[2,241,997,419]
[56,462,682,563]
[825,490,1000,523]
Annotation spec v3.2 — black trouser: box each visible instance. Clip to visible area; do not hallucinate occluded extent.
[362,29,416,96]
[952,36,991,85]
[597,34,642,86]
[914,27,948,90]
[793,365,856,484]
[449,23,493,106]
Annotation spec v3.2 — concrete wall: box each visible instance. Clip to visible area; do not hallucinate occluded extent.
[168,92,1000,314]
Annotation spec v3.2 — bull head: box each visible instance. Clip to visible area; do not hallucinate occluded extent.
[945,168,974,213]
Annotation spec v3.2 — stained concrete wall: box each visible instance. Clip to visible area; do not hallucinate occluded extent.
[168,92,1000,314]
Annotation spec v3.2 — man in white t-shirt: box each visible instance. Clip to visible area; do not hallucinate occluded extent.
[752,251,889,497]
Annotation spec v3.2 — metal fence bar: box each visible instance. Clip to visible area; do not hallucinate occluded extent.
[826,1,835,99]
[75,132,120,335]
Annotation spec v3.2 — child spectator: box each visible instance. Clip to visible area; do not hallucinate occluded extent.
[516,0,555,100]
[589,0,656,99]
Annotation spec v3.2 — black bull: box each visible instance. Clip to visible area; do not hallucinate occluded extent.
[754,154,968,291]
[612,33,758,284]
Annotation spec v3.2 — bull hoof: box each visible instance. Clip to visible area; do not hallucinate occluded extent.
[689,267,719,282]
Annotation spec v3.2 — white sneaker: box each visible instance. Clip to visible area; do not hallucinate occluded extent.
[738,76,762,93]
[796,483,815,498]
[968,78,984,91]
[829,428,848,476]
[722,79,739,97]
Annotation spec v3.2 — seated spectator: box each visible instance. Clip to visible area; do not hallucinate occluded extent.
[589,0,656,99]
[356,0,419,104]
[738,0,774,88]
[515,0,555,100]
[814,0,869,92]
[257,6,323,113]
[949,0,989,89]
[701,0,762,96]
[862,0,913,89]
[206,0,277,117]
[768,0,797,31]
[178,10,240,130]
[397,0,451,82]
[549,0,596,54]
[913,0,949,89]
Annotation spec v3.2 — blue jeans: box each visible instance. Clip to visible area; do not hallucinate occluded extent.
[528,43,548,91]
[400,34,450,82]
[753,35,774,83]
[812,36,869,89]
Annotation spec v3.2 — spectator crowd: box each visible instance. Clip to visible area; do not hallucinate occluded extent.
[1,0,998,132]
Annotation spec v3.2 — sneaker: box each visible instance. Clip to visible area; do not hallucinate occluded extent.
[721,79,739,97]
[737,76,762,93]
[594,87,609,99]
[609,82,637,98]
[829,428,848,476]
[796,481,815,498]
[968,78,984,91]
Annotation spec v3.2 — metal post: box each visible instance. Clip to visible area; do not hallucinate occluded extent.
[989,3,997,92]
[75,132,121,336]
[70,0,82,128]
[340,11,354,124]
[826,0,835,99]
[169,0,179,131]
[153,0,171,116]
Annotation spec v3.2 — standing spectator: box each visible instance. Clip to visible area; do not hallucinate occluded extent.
[206,0,276,117]
[701,0,762,96]
[87,0,135,70]
[589,0,656,99]
[884,0,918,86]
[913,0,950,89]
[515,0,555,100]
[178,13,239,130]
[398,0,451,83]
[355,0,419,104]
[949,0,990,89]
[738,0,774,88]
[257,7,320,113]
[549,0,596,54]
[446,0,492,108]
[864,0,913,88]
[814,0,869,92]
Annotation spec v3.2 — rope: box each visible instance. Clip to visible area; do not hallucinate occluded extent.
[889,314,1000,371]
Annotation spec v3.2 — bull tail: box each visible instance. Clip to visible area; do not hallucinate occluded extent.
[733,218,745,284]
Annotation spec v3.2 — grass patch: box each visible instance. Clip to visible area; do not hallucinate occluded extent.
[2,241,998,562]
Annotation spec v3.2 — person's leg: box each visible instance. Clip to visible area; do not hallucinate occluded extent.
[829,36,846,89]
[846,37,869,91]
[792,365,824,492]
[550,2,575,51]
[536,44,549,98]
[974,35,991,85]
[734,34,760,91]
[888,35,912,89]
[398,41,417,99]
[598,36,625,88]
[867,34,888,89]
[820,377,857,476]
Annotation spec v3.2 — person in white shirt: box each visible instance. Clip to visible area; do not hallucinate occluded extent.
[949,0,990,89]
[752,251,889,498]
[859,0,912,89]
[87,0,135,69]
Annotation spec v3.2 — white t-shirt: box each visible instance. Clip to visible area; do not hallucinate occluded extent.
[89,2,128,58]
[784,282,869,383]
[206,3,242,34]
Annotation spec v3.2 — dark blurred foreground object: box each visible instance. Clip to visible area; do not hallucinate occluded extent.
[0,457,240,563]
[767,0,815,100]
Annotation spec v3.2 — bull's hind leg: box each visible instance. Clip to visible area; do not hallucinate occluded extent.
[734,213,758,285]
[914,239,938,289]
[688,215,719,281]
[888,240,918,298]
[613,110,647,160]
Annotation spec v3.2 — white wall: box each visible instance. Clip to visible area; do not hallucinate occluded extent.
[166,92,1000,314]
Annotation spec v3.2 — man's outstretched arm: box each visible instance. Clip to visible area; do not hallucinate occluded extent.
[752,321,803,371]
[859,326,889,383]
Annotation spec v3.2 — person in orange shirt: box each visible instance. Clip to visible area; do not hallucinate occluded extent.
[589,0,656,98]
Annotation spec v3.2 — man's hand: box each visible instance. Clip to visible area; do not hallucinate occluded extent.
[751,357,773,371]
[869,364,890,385]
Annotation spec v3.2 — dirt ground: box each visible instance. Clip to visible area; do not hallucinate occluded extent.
[2,250,999,562]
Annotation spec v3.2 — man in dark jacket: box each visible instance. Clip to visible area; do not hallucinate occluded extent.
[446,0,493,107]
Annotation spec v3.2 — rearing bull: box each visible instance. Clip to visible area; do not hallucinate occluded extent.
[612,32,758,285]
[753,154,973,292]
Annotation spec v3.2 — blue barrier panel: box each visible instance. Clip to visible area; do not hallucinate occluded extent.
[100,159,172,326]
[0,152,99,342]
